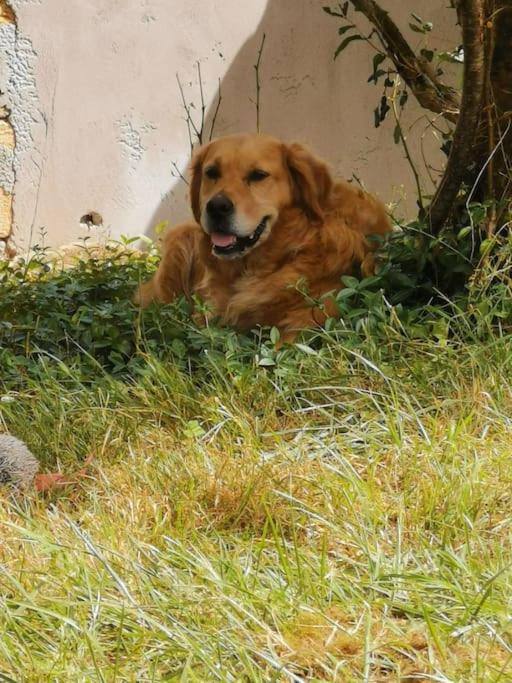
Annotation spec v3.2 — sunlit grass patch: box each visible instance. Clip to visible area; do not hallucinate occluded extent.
[1,241,512,679]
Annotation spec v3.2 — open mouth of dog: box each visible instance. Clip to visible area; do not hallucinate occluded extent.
[209,216,270,257]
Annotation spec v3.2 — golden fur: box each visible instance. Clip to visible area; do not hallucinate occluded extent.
[136,133,390,337]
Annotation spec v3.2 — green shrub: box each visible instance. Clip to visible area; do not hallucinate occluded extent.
[1,215,510,391]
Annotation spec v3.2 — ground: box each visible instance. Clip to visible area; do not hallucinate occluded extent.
[0,244,511,681]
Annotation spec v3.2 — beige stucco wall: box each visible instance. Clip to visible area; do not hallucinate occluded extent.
[0,0,460,250]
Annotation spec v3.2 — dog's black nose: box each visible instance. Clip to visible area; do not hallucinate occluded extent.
[206,193,234,219]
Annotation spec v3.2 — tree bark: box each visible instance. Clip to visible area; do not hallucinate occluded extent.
[488,1,512,215]
[427,0,486,232]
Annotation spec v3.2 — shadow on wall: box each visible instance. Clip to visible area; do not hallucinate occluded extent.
[146,0,341,238]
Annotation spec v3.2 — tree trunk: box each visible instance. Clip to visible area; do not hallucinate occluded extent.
[427,0,512,233]
[347,0,512,233]
[427,0,486,232]
[487,1,512,224]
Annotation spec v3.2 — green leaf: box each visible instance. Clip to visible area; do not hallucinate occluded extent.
[183,420,206,439]
[368,53,386,83]
[294,343,318,356]
[420,48,434,62]
[323,6,342,17]
[399,89,409,107]
[347,308,369,319]
[373,52,386,70]
[479,239,493,257]
[338,24,355,36]
[393,123,401,145]
[337,288,357,300]
[368,69,386,84]
[154,221,169,235]
[374,106,381,128]
[359,275,382,289]
[457,226,472,240]
[270,326,280,344]
[409,20,432,34]
[341,276,360,289]
[334,34,363,60]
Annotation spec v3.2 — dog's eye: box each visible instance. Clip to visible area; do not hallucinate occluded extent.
[205,166,220,180]
[247,169,269,183]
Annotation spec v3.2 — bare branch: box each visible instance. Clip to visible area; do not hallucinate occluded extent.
[253,33,266,132]
[390,82,424,212]
[208,79,222,141]
[427,0,486,232]
[348,0,461,123]
[171,161,189,185]
[196,61,206,145]
[176,73,197,153]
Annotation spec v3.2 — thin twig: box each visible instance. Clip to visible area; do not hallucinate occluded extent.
[209,79,222,141]
[171,161,189,185]
[177,62,214,149]
[406,111,451,188]
[420,121,438,188]
[176,73,196,153]
[465,118,511,255]
[391,82,424,212]
[254,33,266,132]
[196,61,205,145]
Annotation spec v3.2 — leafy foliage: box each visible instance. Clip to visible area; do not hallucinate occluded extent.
[0,245,157,380]
[0,243,305,386]
[1,213,511,393]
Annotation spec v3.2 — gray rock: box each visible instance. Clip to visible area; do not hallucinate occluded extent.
[0,434,39,488]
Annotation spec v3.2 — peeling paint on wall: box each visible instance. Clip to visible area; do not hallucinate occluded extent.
[0,0,16,239]
[10,0,42,6]
[117,119,156,170]
[1,27,40,161]
[0,0,43,245]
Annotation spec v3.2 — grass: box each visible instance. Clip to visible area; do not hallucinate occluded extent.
[0,239,512,681]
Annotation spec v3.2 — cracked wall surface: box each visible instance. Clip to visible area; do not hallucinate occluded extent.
[0,1,458,250]
[0,0,15,239]
[0,0,44,246]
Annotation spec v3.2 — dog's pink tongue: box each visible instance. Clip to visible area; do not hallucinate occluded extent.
[210,232,236,247]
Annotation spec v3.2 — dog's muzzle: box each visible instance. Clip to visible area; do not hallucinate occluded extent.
[208,216,270,257]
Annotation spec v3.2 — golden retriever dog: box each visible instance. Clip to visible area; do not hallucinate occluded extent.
[136,133,390,339]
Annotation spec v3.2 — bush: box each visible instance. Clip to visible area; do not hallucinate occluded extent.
[1,216,510,390]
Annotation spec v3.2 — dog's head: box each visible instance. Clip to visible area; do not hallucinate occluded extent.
[190,133,332,259]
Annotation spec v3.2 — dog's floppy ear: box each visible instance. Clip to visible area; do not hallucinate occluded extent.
[286,143,333,223]
[189,143,209,223]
